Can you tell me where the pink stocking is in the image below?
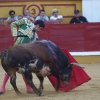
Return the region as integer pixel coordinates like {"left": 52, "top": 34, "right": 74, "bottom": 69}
{"left": 22, "top": 76, "right": 33, "bottom": 92}
{"left": 0, "top": 73, "right": 9, "bottom": 94}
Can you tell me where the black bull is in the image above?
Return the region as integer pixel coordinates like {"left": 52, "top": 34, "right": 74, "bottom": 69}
{"left": 0, "top": 40, "right": 80, "bottom": 96}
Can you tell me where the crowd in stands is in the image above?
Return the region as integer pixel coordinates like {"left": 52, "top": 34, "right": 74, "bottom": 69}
{"left": 0, "top": 8, "right": 88, "bottom": 26}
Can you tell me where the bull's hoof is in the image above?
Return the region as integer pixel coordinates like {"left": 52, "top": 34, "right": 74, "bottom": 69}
{"left": 55, "top": 89, "right": 59, "bottom": 92}
{"left": 54, "top": 86, "right": 59, "bottom": 92}
{"left": 0, "top": 92, "right": 4, "bottom": 95}
{"left": 39, "top": 93, "right": 44, "bottom": 96}
{"left": 63, "top": 81, "right": 69, "bottom": 85}
{"left": 38, "top": 87, "right": 43, "bottom": 93}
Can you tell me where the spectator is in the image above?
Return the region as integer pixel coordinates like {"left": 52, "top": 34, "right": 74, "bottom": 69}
{"left": 0, "top": 18, "right": 4, "bottom": 25}
{"left": 6, "top": 10, "right": 18, "bottom": 25}
{"left": 70, "top": 10, "right": 88, "bottom": 24}
{"left": 35, "top": 9, "right": 49, "bottom": 21}
{"left": 50, "top": 9, "right": 63, "bottom": 22}
{"left": 24, "top": 10, "right": 34, "bottom": 23}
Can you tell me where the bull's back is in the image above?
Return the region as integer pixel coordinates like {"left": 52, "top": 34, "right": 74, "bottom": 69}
{"left": 40, "top": 40, "right": 70, "bottom": 68}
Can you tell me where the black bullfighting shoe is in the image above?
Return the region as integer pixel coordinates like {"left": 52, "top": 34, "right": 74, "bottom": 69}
{"left": 0, "top": 92, "right": 4, "bottom": 95}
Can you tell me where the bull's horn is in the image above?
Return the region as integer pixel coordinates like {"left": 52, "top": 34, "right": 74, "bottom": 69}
{"left": 70, "top": 62, "right": 85, "bottom": 68}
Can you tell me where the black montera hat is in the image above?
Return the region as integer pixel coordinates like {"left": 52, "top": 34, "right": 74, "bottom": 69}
{"left": 74, "top": 10, "right": 80, "bottom": 14}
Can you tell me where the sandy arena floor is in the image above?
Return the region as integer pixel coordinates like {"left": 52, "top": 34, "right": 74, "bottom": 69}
{"left": 0, "top": 63, "right": 100, "bottom": 100}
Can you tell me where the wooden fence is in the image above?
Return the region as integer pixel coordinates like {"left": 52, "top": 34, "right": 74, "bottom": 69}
{"left": 0, "top": 22, "right": 100, "bottom": 52}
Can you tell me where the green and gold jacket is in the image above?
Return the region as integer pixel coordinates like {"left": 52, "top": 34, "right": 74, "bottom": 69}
{"left": 10, "top": 18, "right": 38, "bottom": 39}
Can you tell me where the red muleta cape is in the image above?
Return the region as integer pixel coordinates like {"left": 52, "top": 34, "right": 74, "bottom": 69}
{"left": 48, "top": 48, "right": 91, "bottom": 92}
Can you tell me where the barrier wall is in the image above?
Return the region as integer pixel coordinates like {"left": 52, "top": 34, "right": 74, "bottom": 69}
{"left": 0, "top": 26, "right": 13, "bottom": 52}
{"left": 0, "top": 23, "right": 100, "bottom": 52}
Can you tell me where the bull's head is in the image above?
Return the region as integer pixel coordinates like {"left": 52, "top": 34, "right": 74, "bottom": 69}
{"left": 60, "top": 63, "right": 84, "bottom": 85}
{"left": 60, "top": 66, "right": 72, "bottom": 85}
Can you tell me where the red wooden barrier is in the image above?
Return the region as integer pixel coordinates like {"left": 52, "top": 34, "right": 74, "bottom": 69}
{"left": 0, "top": 23, "right": 100, "bottom": 52}
{"left": 84, "top": 23, "right": 100, "bottom": 51}
{"left": 0, "top": 26, "right": 14, "bottom": 52}
{"left": 38, "top": 23, "right": 100, "bottom": 52}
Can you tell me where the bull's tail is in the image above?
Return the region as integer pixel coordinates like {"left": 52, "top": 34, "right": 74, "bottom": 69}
{"left": 69, "top": 62, "right": 84, "bottom": 68}
{"left": 0, "top": 49, "right": 9, "bottom": 67}
{"left": 0, "top": 46, "right": 12, "bottom": 59}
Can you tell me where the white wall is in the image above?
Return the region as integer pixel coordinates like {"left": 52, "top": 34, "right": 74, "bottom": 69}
{"left": 82, "top": 0, "right": 100, "bottom": 22}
